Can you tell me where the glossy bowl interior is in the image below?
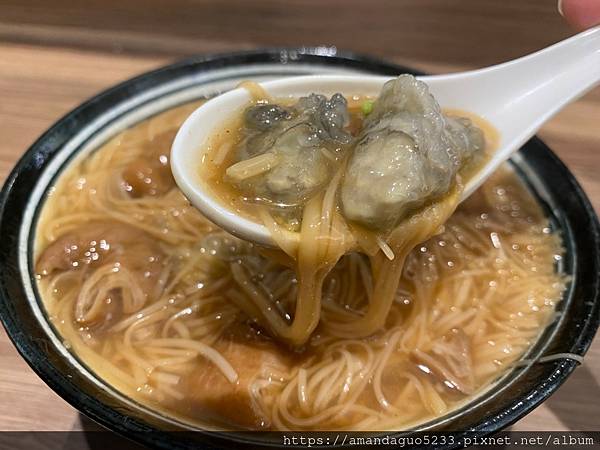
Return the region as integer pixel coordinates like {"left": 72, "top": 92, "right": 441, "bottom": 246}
{"left": 0, "top": 50, "right": 599, "bottom": 449}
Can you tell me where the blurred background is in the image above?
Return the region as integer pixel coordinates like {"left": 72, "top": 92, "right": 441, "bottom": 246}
{"left": 0, "top": 0, "right": 575, "bottom": 63}
{"left": 0, "top": 0, "right": 598, "bottom": 433}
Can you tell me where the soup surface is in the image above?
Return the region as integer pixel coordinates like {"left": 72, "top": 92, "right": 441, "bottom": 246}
{"left": 36, "top": 99, "right": 566, "bottom": 431}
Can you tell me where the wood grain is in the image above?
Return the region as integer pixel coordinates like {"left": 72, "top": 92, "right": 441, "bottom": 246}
{"left": 0, "top": 0, "right": 599, "bottom": 434}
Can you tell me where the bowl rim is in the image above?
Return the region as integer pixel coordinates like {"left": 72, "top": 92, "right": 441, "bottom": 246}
{"left": 0, "top": 48, "right": 599, "bottom": 449}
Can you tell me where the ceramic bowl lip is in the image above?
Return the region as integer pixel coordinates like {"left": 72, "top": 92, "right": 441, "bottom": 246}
{"left": 0, "top": 48, "right": 598, "bottom": 449}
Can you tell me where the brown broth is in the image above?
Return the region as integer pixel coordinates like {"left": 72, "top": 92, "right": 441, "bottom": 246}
{"left": 34, "top": 100, "right": 565, "bottom": 431}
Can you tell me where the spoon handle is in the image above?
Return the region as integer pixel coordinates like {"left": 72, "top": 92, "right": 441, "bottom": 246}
{"left": 487, "top": 25, "right": 600, "bottom": 138}
{"left": 452, "top": 25, "right": 600, "bottom": 199}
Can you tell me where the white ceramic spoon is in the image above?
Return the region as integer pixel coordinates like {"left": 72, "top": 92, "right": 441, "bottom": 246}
{"left": 172, "top": 25, "right": 600, "bottom": 247}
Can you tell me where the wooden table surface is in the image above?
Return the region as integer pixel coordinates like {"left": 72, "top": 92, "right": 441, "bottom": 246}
{"left": 0, "top": 0, "right": 599, "bottom": 434}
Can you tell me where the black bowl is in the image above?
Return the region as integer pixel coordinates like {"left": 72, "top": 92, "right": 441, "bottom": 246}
{"left": 0, "top": 49, "right": 599, "bottom": 449}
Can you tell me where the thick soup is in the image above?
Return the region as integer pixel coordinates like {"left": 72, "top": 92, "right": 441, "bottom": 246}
{"left": 35, "top": 81, "right": 566, "bottom": 430}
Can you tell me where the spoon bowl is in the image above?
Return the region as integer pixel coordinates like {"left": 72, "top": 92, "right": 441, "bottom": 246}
{"left": 171, "top": 26, "right": 600, "bottom": 246}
